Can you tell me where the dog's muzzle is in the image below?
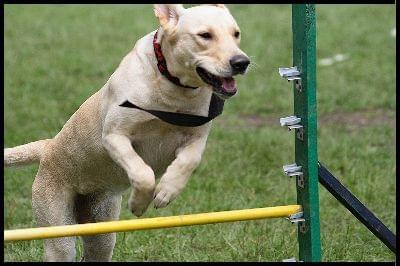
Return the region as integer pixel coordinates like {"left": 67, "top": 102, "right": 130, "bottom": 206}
{"left": 196, "top": 55, "right": 250, "bottom": 99}
{"left": 196, "top": 67, "right": 238, "bottom": 99}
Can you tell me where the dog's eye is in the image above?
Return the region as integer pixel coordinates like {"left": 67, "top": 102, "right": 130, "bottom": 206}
{"left": 234, "top": 31, "right": 240, "bottom": 38}
{"left": 198, "top": 32, "right": 213, "bottom": 40}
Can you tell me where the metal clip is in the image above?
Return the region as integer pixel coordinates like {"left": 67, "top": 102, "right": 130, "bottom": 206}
{"left": 282, "top": 257, "right": 304, "bottom": 262}
{"left": 282, "top": 257, "right": 297, "bottom": 262}
{"left": 278, "top": 66, "right": 302, "bottom": 91}
{"left": 283, "top": 163, "right": 302, "bottom": 177}
{"left": 286, "top": 211, "right": 305, "bottom": 224}
{"left": 280, "top": 116, "right": 304, "bottom": 140}
{"left": 280, "top": 115, "right": 301, "bottom": 128}
{"left": 279, "top": 67, "right": 301, "bottom": 80}
{"left": 283, "top": 163, "right": 305, "bottom": 188}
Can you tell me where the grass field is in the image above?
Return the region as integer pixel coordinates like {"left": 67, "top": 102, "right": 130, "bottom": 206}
{"left": 4, "top": 4, "right": 396, "bottom": 262}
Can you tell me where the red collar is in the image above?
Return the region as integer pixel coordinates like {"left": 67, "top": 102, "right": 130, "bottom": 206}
{"left": 153, "top": 30, "right": 197, "bottom": 89}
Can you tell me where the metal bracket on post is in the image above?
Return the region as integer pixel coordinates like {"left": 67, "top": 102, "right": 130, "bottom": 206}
{"left": 286, "top": 211, "right": 305, "bottom": 224}
{"left": 282, "top": 257, "right": 303, "bottom": 262}
{"left": 282, "top": 258, "right": 297, "bottom": 262}
{"left": 297, "top": 174, "right": 305, "bottom": 189}
{"left": 285, "top": 208, "right": 307, "bottom": 248}
{"left": 287, "top": 210, "right": 307, "bottom": 236}
{"left": 283, "top": 163, "right": 305, "bottom": 188}
{"left": 280, "top": 116, "right": 304, "bottom": 141}
{"left": 283, "top": 163, "right": 302, "bottom": 177}
{"left": 279, "top": 66, "right": 302, "bottom": 92}
{"left": 299, "top": 220, "right": 308, "bottom": 234}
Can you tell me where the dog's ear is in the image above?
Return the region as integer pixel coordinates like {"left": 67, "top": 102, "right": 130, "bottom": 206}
{"left": 154, "top": 4, "right": 185, "bottom": 33}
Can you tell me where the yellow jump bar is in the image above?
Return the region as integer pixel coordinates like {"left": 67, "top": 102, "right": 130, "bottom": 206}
{"left": 4, "top": 205, "right": 301, "bottom": 242}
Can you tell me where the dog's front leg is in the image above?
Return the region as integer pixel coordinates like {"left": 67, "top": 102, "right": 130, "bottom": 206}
{"left": 154, "top": 136, "right": 207, "bottom": 209}
{"left": 103, "top": 133, "right": 155, "bottom": 217}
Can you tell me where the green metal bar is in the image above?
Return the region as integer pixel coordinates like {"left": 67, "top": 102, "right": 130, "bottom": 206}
{"left": 292, "top": 4, "right": 322, "bottom": 262}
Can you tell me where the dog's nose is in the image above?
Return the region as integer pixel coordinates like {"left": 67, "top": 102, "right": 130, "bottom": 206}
{"left": 230, "top": 55, "right": 250, "bottom": 75}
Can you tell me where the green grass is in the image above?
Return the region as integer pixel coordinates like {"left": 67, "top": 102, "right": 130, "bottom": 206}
{"left": 4, "top": 4, "right": 396, "bottom": 262}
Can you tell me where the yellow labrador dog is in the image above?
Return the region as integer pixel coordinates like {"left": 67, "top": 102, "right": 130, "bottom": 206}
{"left": 4, "top": 4, "right": 249, "bottom": 262}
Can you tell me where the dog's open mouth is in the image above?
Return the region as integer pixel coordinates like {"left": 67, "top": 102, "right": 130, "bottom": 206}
{"left": 196, "top": 67, "right": 237, "bottom": 99}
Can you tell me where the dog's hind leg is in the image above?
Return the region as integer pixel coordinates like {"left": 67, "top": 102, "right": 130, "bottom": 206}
{"left": 32, "top": 170, "right": 77, "bottom": 262}
{"left": 76, "top": 191, "right": 122, "bottom": 262}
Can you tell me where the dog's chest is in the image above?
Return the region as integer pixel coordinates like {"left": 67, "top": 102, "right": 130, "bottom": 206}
{"left": 129, "top": 120, "right": 193, "bottom": 177}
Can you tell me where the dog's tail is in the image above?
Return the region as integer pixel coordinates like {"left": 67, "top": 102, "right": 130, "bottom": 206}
{"left": 4, "top": 139, "right": 52, "bottom": 167}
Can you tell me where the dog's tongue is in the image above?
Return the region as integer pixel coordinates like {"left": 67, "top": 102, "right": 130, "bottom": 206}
{"left": 221, "top": 77, "right": 237, "bottom": 94}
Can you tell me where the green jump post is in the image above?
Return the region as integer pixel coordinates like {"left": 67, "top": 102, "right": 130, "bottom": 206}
{"left": 292, "top": 4, "right": 321, "bottom": 262}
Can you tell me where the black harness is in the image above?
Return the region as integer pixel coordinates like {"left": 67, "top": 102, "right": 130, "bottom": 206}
{"left": 119, "top": 30, "right": 225, "bottom": 127}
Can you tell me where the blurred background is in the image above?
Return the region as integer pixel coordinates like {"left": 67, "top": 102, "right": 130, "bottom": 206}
{"left": 4, "top": 4, "right": 396, "bottom": 262}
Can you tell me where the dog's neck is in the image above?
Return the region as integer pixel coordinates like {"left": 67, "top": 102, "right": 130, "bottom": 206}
{"left": 148, "top": 29, "right": 212, "bottom": 115}
{"left": 153, "top": 30, "right": 197, "bottom": 89}
{"left": 155, "top": 29, "right": 204, "bottom": 89}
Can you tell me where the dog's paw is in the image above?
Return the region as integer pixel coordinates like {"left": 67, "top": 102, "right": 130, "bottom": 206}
{"left": 128, "top": 190, "right": 154, "bottom": 217}
{"left": 153, "top": 182, "right": 180, "bottom": 209}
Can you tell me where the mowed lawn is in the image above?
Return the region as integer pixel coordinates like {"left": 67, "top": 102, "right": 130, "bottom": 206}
{"left": 4, "top": 4, "right": 396, "bottom": 262}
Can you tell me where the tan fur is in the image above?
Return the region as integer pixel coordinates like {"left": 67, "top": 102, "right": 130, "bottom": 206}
{"left": 4, "top": 4, "right": 248, "bottom": 262}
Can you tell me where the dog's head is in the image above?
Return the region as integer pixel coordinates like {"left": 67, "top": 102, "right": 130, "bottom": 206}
{"left": 154, "top": 4, "right": 250, "bottom": 99}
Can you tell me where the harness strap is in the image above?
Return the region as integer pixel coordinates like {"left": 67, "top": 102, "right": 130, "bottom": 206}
{"left": 119, "top": 93, "right": 224, "bottom": 127}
